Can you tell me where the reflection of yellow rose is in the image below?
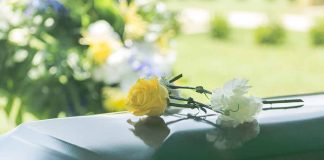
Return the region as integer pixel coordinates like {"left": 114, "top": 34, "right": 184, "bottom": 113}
{"left": 128, "top": 117, "right": 170, "bottom": 148}
{"left": 127, "top": 78, "right": 169, "bottom": 116}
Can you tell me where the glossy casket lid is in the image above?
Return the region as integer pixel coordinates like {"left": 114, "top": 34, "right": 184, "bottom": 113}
{"left": 1, "top": 93, "right": 324, "bottom": 160}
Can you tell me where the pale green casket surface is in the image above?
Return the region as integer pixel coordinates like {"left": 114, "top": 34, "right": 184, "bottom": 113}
{"left": 0, "top": 93, "right": 324, "bottom": 160}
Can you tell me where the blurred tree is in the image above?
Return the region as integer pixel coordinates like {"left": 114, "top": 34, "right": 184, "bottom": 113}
{"left": 210, "top": 15, "right": 231, "bottom": 39}
{"left": 254, "top": 23, "right": 286, "bottom": 45}
{"left": 310, "top": 19, "right": 324, "bottom": 46}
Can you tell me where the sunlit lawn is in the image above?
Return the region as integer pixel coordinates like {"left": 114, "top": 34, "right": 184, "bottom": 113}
{"left": 164, "top": 0, "right": 297, "bottom": 14}
{"left": 174, "top": 29, "right": 324, "bottom": 100}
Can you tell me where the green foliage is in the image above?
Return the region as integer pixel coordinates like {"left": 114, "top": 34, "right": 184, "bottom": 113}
{"left": 0, "top": 0, "right": 107, "bottom": 123}
{"left": 61, "top": 0, "right": 125, "bottom": 39}
{"left": 168, "top": 12, "right": 182, "bottom": 35}
{"left": 0, "top": 0, "right": 123, "bottom": 125}
{"left": 137, "top": 1, "right": 181, "bottom": 35}
{"left": 254, "top": 23, "right": 286, "bottom": 45}
{"left": 0, "top": 0, "right": 178, "bottom": 131}
{"left": 309, "top": 19, "right": 324, "bottom": 46}
{"left": 210, "top": 15, "right": 230, "bottom": 39}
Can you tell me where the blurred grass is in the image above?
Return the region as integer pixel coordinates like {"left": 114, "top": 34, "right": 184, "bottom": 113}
{"left": 174, "top": 29, "right": 324, "bottom": 100}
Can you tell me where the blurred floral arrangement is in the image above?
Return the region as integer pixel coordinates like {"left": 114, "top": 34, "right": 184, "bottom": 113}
{"left": 0, "top": 0, "right": 179, "bottom": 128}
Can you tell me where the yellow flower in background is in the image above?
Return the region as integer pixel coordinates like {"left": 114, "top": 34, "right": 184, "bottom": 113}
{"left": 127, "top": 77, "right": 169, "bottom": 116}
{"left": 80, "top": 20, "right": 122, "bottom": 65}
{"left": 89, "top": 40, "right": 112, "bottom": 64}
{"left": 156, "top": 31, "right": 175, "bottom": 54}
{"left": 120, "top": 0, "right": 147, "bottom": 40}
{"left": 103, "top": 88, "right": 128, "bottom": 112}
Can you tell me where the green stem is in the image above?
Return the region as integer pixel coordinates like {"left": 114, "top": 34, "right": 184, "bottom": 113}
{"left": 262, "top": 98, "right": 304, "bottom": 110}
{"left": 169, "top": 96, "right": 211, "bottom": 109}
{"left": 169, "top": 96, "right": 190, "bottom": 101}
{"left": 5, "top": 95, "right": 15, "bottom": 116}
{"left": 167, "top": 85, "right": 212, "bottom": 94}
{"left": 263, "top": 105, "right": 304, "bottom": 111}
{"left": 262, "top": 99, "right": 303, "bottom": 104}
{"left": 66, "top": 82, "right": 84, "bottom": 115}
{"left": 169, "top": 74, "right": 183, "bottom": 83}
{"left": 168, "top": 102, "right": 195, "bottom": 109}
{"left": 169, "top": 96, "right": 224, "bottom": 114}
{"left": 167, "top": 85, "right": 195, "bottom": 90}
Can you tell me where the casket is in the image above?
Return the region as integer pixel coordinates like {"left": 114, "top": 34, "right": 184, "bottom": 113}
{"left": 1, "top": 93, "right": 324, "bottom": 160}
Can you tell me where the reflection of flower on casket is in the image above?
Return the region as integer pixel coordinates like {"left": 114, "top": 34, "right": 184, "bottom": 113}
{"left": 127, "top": 116, "right": 170, "bottom": 148}
{"left": 206, "top": 120, "right": 260, "bottom": 150}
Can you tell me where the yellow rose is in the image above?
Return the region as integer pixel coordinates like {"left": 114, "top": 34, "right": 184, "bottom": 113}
{"left": 127, "top": 78, "right": 169, "bottom": 116}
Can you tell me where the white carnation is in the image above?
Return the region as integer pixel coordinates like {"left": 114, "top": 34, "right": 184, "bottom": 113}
{"left": 211, "top": 79, "right": 262, "bottom": 127}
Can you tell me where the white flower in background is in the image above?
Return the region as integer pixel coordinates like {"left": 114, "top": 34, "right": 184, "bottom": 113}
{"left": 92, "top": 41, "right": 175, "bottom": 91}
{"left": 156, "top": 2, "right": 166, "bottom": 13}
{"left": 134, "top": 0, "right": 151, "bottom": 6}
{"left": 13, "top": 49, "right": 28, "bottom": 62}
{"left": 92, "top": 48, "right": 138, "bottom": 91}
{"left": 67, "top": 52, "right": 91, "bottom": 81}
{"left": 85, "top": 17, "right": 175, "bottom": 92}
{"left": 211, "top": 79, "right": 263, "bottom": 127}
{"left": 0, "top": 2, "right": 24, "bottom": 32}
{"left": 130, "top": 41, "right": 175, "bottom": 77}
{"left": 87, "top": 20, "right": 120, "bottom": 42}
{"left": 28, "top": 64, "right": 46, "bottom": 80}
{"left": 28, "top": 51, "right": 46, "bottom": 79}
{"left": 33, "top": 15, "right": 43, "bottom": 25}
{"left": 32, "top": 51, "right": 45, "bottom": 65}
{"left": 8, "top": 28, "right": 30, "bottom": 46}
{"left": 153, "top": 53, "right": 175, "bottom": 75}
{"left": 81, "top": 20, "right": 122, "bottom": 64}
